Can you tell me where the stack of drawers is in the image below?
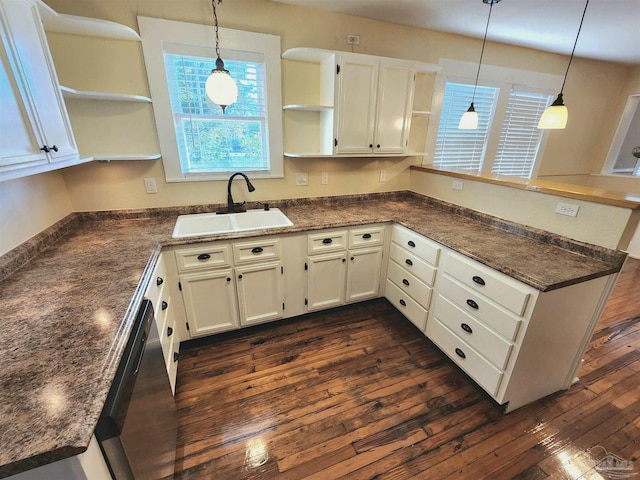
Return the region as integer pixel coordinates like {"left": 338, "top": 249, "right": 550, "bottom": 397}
{"left": 427, "top": 250, "right": 534, "bottom": 397}
{"left": 144, "top": 253, "right": 179, "bottom": 394}
{"left": 385, "top": 225, "right": 441, "bottom": 330}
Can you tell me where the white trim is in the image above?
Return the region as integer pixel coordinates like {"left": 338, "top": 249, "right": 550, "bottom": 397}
{"left": 138, "top": 16, "right": 283, "bottom": 182}
{"left": 602, "top": 94, "right": 640, "bottom": 176}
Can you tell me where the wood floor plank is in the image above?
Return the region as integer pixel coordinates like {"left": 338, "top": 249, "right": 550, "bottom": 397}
{"left": 171, "top": 258, "right": 640, "bottom": 479}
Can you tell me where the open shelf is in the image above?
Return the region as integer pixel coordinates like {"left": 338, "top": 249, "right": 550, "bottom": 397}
{"left": 284, "top": 152, "right": 425, "bottom": 158}
{"left": 92, "top": 154, "right": 161, "bottom": 161}
{"left": 283, "top": 104, "right": 334, "bottom": 112}
{"left": 36, "top": 0, "right": 140, "bottom": 41}
{"left": 412, "top": 110, "right": 433, "bottom": 116}
{"left": 60, "top": 86, "right": 151, "bottom": 103}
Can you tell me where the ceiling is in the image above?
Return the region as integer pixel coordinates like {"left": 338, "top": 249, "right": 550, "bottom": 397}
{"left": 270, "top": 0, "right": 640, "bottom": 65}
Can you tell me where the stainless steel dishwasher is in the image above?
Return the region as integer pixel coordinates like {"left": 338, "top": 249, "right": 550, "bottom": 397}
{"left": 96, "top": 299, "right": 177, "bottom": 479}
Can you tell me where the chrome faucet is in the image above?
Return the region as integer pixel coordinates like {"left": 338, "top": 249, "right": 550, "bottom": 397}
{"left": 226, "top": 172, "right": 255, "bottom": 213}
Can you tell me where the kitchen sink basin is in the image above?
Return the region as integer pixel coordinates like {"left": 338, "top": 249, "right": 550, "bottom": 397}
{"left": 172, "top": 208, "right": 293, "bottom": 238}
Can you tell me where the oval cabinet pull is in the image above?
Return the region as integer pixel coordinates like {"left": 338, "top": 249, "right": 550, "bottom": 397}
{"left": 322, "top": 238, "right": 333, "bottom": 244}
{"left": 197, "top": 253, "right": 211, "bottom": 261}
{"left": 167, "top": 326, "right": 173, "bottom": 337}
{"left": 362, "top": 233, "right": 372, "bottom": 239}
{"left": 466, "top": 299, "right": 479, "bottom": 310}
{"left": 399, "top": 299, "right": 407, "bottom": 307}
{"left": 407, "top": 240, "right": 416, "bottom": 248}
{"left": 455, "top": 348, "right": 466, "bottom": 359}
{"left": 405, "top": 259, "right": 413, "bottom": 266}
{"left": 156, "top": 276, "right": 164, "bottom": 286}
{"left": 402, "top": 279, "right": 410, "bottom": 286}
{"left": 472, "top": 275, "right": 485, "bottom": 286}
{"left": 461, "top": 323, "right": 473, "bottom": 334}
{"left": 173, "top": 352, "right": 179, "bottom": 362}
{"left": 251, "top": 247, "right": 264, "bottom": 254}
{"left": 161, "top": 300, "right": 168, "bottom": 311}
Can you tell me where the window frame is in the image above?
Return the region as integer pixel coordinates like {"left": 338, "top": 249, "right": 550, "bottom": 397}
{"left": 138, "top": 16, "right": 283, "bottom": 182}
{"left": 425, "top": 59, "right": 562, "bottom": 179}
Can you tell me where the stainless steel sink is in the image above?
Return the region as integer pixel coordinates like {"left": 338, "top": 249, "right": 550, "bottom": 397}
{"left": 172, "top": 208, "right": 293, "bottom": 238}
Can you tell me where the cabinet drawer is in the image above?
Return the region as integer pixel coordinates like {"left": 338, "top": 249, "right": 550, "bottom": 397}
{"left": 441, "top": 252, "right": 533, "bottom": 316}
{"left": 432, "top": 295, "right": 514, "bottom": 370}
{"left": 389, "top": 243, "right": 437, "bottom": 286}
{"left": 385, "top": 279, "right": 427, "bottom": 331}
{"left": 387, "top": 260, "right": 433, "bottom": 310}
{"left": 308, "top": 230, "right": 348, "bottom": 254}
{"left": 437, "top": 274, "right": 522, "bottom": 341}
{"left": 174, "top": 244, "right": 231, "bottom": 272}
{"left": 391, "top": 225, "right": 440, "bottom": 266}
{"left": 427, "top": 318, "right": 504, "bottom": 397}
{"left": 144, "top": 255, "right": 167, "bottom": 306}
{"left": 233, "top": 238, "right": 281, "bottom": 265}
{"left": 349, "top": 225, "right": 385, "bottom": 249}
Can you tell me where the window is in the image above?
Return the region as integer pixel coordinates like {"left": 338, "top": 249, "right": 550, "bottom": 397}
{"left": 426, "top": 60, "right": 559, "bottom": 179}
{"left": 139, "top": 17, "right": 283, "bottom": 182}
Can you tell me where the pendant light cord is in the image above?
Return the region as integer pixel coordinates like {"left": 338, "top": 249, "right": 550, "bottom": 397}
{"left": 472, "top": 1, "right": 495, "bottom": 102}
{"left": 560, "top": 0, "right": 589, "bottom": 94}
{"left": 212, "top": 0, "right": 222, "bottom": 59}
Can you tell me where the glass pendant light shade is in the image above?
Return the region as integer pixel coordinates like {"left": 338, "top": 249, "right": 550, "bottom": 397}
{"left": 206, "top": 57, "right": 238, "bottom": 113}
{"left": 459, "top": 103, "right": 479, "bottom": 130}
{"left": 537, "top": 93, "right": 568, "bottom": 129}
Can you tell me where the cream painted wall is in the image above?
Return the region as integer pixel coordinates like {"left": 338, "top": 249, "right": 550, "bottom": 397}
{"left": 409, "top": 170, "right": 632, "bottom": 250}
{"left": 38, "top": 0, "right": 633, "bottom": 212}
{"left": 0, "top": 172, "right": 73, "bottom": 256}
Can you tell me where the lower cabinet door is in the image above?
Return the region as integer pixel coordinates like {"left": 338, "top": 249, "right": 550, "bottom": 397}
{"left": 346, "top": 246, "right": 382, "bottom": 303}
{"left": 307, "top": 252, "right": 347, "bottom": 311}
{"left": 179, "top": 268, "right": 240, "bottom": 337}
{"left": 236, "top": 261, "right": 284, "bottom": 326}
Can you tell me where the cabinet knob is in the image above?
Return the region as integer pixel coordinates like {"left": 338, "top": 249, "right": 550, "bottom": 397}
{"left": 197, "top": 253, "right": 211, "bottom": 260}
{"left": 369, "top": 144, "right": 373, "bottom": 148}
{"left": 362, "top": 233, "right": 372, "bottom": 239}
{"left": 226, "top": 277, "right": 231, "bottom": 282}
{"left": 156, "top": 276, "right": 164, "bottom": 286}
{"left": 399, "top": 299, "right": 407, "bottom": 307}
{"left": 466, "top": 299, "right": 479, "bottom": 310}
{"left": 51, "top": 145, "right": 58, "bottom": 152}
{"left": 251, "top": 247, "right": 264, "bottom": 254}
{"left": 167, "top": 326, "right": 173, "bottom": 337}
{"left": 407, "top": 240, "right": 416, "bottom": 248}
{"left": 376, "top": 144, "right": 381, "bottom": 149}
{"left": 342, "top": 258, "right": 346, "bottom": 263}
{"left": 461, "top": 323, "right": 473, "bottom": 334}
{"left": 173, "top": 352, "right": 179, "bottom": 362}
{"left": 40, "top": 145, "right": 50, "bottom": 153}
{"left": 472, "top": 275, "right": 485, "bottom": 286}
{"left": 162, "top": 300, "right": 168, "bottom": 311}
{"left": 238, "top": 274, "right": 243, "bottom": 279}
{"left": 322, "top": 238, "right": 333, "bottom": 244}
{"left": 455, "top": 348, "right": 466, "bottom": 359}
{"left": 402, "top": 279, "right": 410, "bottom": 286}
{"left": 350, "top": 256, "right": 354, "bottom": 261}
{"left": 405, "top": 259, "right": 413, "bottom": 266}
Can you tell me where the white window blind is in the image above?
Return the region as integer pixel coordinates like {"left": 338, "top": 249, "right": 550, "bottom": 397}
{"left": 491, "top": 90, "right": 553, "bottom": 178}
{"left": 434, "top": 82, "right": 498, "bottom": 171}
{"left": 164, "top": 52, "right": 269, "bottom": 175}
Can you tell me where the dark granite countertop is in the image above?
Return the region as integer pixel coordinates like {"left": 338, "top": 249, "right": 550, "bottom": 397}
{"left": 0, "top": 191, "right": 626, "bottom": 477}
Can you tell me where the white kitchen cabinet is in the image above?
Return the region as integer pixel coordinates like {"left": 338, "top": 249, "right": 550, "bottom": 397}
{"left": 0, "top": 0, "right": 80, "bottom": 181}
{"left": 307, "top": 225, "right": 387, "bottom": 312}
{"left": 236, "top": 261, "right": 284, "bottom": 326}
{"left": 335, "top": 54, "right": 416, "bottom": 155}
{"left": 179, "top": 268, "right": 240, "bottom": 337}
{"left": 281, "top": 47, "right": 438, "bottom": 158}
{"left": 427, "top": 249, "right": 618, "bottom": 412}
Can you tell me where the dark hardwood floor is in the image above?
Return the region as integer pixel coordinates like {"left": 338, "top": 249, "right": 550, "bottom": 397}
{"left": 171, "top": 258, "right": 640, "bottom": 479}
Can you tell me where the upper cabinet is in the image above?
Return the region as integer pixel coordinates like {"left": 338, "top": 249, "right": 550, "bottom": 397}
{"left": 0, "top": 0, "right": 80, "bottom": 181}
{"left": 281, "top": 47, "right": 439, "bottom": 158}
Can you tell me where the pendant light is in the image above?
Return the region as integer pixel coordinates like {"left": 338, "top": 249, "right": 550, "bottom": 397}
{"left": 538, "top": 0, "right": 590, "bottom": 130}
{"left": 205, "top": 0, "right": 238, "bottom": 113}
{"left": 459, "top": 0, "right": 500, "bottom": 130}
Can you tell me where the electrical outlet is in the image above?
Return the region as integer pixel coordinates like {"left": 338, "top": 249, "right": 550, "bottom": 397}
{"left": 144, "top": 177, "right": 157, "bottom": 194}
{"left": 452, "top": 180, "right": 463, "bottom": 191}
{"left": 346, "top": 34, "right": 360, "bottom": 46}
{"left": 295, "top": 172, "right": 309, "bottom": 186}
{"left": 379, "top": 170, "right": 387, "bottom": 182}
{"left": 555, "top": 202, "right": 580, "bottom": 217}
{"left": 321, "top": 172, "right": 329, "bottom": 185}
